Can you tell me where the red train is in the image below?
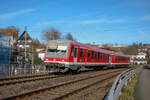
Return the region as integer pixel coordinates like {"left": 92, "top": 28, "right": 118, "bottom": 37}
{"left": 44, "top": 39, "right": 130, "bottom": 72}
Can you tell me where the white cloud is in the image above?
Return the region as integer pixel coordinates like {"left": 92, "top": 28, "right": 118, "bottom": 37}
{"left": 37, "top": 20, "right": 66, "bottom": 26}
{"left": 36, "top": 19, "right": 128, "bottom": 27}
{"left": 74, "top": 19, "right": 128, "bottom": 25}
{"left": 120, "top": 0, "right": 150, "bottom": 7}
{"left": 0, "top": 8, "right": 37, "bottom": 20}
{"left": 140, "top": 15, "right": 150, "bottom": 21}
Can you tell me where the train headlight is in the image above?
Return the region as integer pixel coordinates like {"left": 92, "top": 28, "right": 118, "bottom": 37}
{"left": 62, "top": 60, "right": 64, "bottom": 62}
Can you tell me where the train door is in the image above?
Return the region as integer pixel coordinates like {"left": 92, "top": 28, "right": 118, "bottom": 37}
{"left": 74, "top": 47, "right": 78, "bottom": 63}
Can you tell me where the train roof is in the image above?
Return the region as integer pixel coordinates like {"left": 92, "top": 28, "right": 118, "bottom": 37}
{"left": 48, "top": 39, "right": 130, "bottom": 57}
{"left": 70, "top": 41, "right": 130, "bottom": 57}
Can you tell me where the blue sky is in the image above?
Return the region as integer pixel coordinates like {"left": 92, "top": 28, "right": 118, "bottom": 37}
{"left": 0, "top": 0, "right": 150, "bottom": 44}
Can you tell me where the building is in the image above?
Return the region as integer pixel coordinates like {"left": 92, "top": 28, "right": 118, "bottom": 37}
{"left": 143, "top": 44, "right": 150, "bottom": 48}
{"left": 130, "top": 54, "right": 147, "bottom": 65}
{"left": 138, "top": 46, "right": 149, "bottom": 54}
{"left": 11, "top": 28, "right": 33, "bottom": 74}
{"left": 0, "top": 32, "right": 12, "bottom": 76}
{"left": 16, "top": 28, "right": 32, "bottom": 48}
{"left": 130, "top": 46, "right": 149, "bottom": 65}
{"left": 36, "top": 49, "right": 45, "bottom": 60}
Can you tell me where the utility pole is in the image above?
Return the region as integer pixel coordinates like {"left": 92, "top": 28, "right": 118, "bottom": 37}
{"left": 24, "top": 26, "right": 27, "bottom": 74}
{"left": 32, "top": 45, "right": 34, "bottom": 70}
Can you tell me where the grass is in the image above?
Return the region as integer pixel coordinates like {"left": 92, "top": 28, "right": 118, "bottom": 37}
{"left": 129, "top": 64, "right": 137, "bottom": 67}
{"left": 119, "top": 73, "right": 140, "bottom": 100}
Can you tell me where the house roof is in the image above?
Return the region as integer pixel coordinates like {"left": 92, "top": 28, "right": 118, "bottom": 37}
{"left": 17, "top": 30, "right": 32, "bottom": 41}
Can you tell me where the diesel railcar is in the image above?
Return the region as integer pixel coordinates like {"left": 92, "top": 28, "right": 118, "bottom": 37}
{"left": 44, "top": 39, "right": 130, "bottom": 72}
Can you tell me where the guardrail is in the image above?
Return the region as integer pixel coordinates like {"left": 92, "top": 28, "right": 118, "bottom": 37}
{"left": 104, "top": 66, "right": 143, "bottom": 100}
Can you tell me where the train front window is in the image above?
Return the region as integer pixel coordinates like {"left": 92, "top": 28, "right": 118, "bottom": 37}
{"left": 47, "top": 49, "right": 66, "bottom": 53}
{"left": 46, "top": 45, "right": 68, "bottom": 58}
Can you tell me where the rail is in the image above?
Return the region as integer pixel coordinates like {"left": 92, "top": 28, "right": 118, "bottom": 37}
{"left": 104, "top": 66, "right": 143, "bottom": 100}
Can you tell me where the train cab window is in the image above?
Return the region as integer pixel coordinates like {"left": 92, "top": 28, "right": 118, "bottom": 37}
{"left": 92, "top": 51, "right": 94, "bottom": 59}
{"left": 88, "top": 50, "right": 91, "bottom": 58}
{"left": 70, "top": 46, "right": 74, "bottom": 56}
{"left": 74, "top": 48, "right": 77, "bottom": 57}
{"left": 95, "top": 52, "right": 97, "bottom": 59}
{"left": 80, "top": 48, "right": 84, "bottom": 57}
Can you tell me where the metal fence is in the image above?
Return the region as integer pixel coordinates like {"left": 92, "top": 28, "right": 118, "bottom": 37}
{"left": 104, "top": 66, "right": 143, "bottom": 100}
{"left": 12, "top": 64, "right": 47, "bottom": 75}
{"left": 0, "top": 32, "right": 11, "bottom": 76}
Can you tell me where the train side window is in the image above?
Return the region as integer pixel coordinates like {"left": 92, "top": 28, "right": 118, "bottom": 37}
{"left": 88, "top": 50, "right": 91, "bottom": 58}
{"left": 106, "top": 54, "right": 108, "bottom": 59}
{"left": 116, "top": 56, "right": 118, "bottom": 60}
{"left": 80, "top": 48, "right": 84, "bottom": 57}
{"left": 92, "top": 51, "right": 94, "bottom": 59}
{"left": 105, "top": 54, "right": 107, "bottom": 60}
{"left": 95, "top": 51, "right": 97, "bottom": 59}
{"left": 102, "top": 53, "right": 105, "bottom": 59}
{"left": 113, "top": 56, "right": 115, "bottom": 61}
{"left": 103, "top": 54, "right": 105, "bottom": 60}
{"left": 106, "top": 54, "right": 108, "bottom": 60}
{"left": 98, "top": 52, "right": 100, "bottom": 59}
{"left": 70, "top": 46, "right": 74, "bottom": 56}
{"left": 74, "top": 48, "right": 77, "bottom": 57}
{"left": 101, "top": 53, "right": 103, "bottom": 59}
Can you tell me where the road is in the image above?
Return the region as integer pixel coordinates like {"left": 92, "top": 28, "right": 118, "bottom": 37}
{"left": 134, "top": 67, "right": 150, "bottom": 100}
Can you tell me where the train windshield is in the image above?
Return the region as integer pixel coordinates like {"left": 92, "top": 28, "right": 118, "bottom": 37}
{"left": 46, "top": 44, "right": 68, "bottom": 58}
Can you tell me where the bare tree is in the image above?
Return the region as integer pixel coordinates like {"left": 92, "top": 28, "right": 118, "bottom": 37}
{"left": 65, "top": 32, "right": 75, "bottom": 41}
{"left": 42, "top": 27, "right": 61, "bottom": 42}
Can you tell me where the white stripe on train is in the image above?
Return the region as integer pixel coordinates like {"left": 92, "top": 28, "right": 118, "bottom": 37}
{"left": 44, "top": 60, "right": 129, "bottom": 65}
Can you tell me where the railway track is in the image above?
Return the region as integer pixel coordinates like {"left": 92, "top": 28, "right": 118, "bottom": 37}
{"left": 0, "top": 73, "right": 50, "bottom": 81}
{"left": 0, "top": 69, "right": 104, "bottom": 87}
{"left": 0, "top": 67, "right": 129, "bottom": 87}
{"left": 0, "top": 74, "right": 61, "bottom": 86}
{"left": 0, "top": 68, "right": 128, "bottom": 100}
